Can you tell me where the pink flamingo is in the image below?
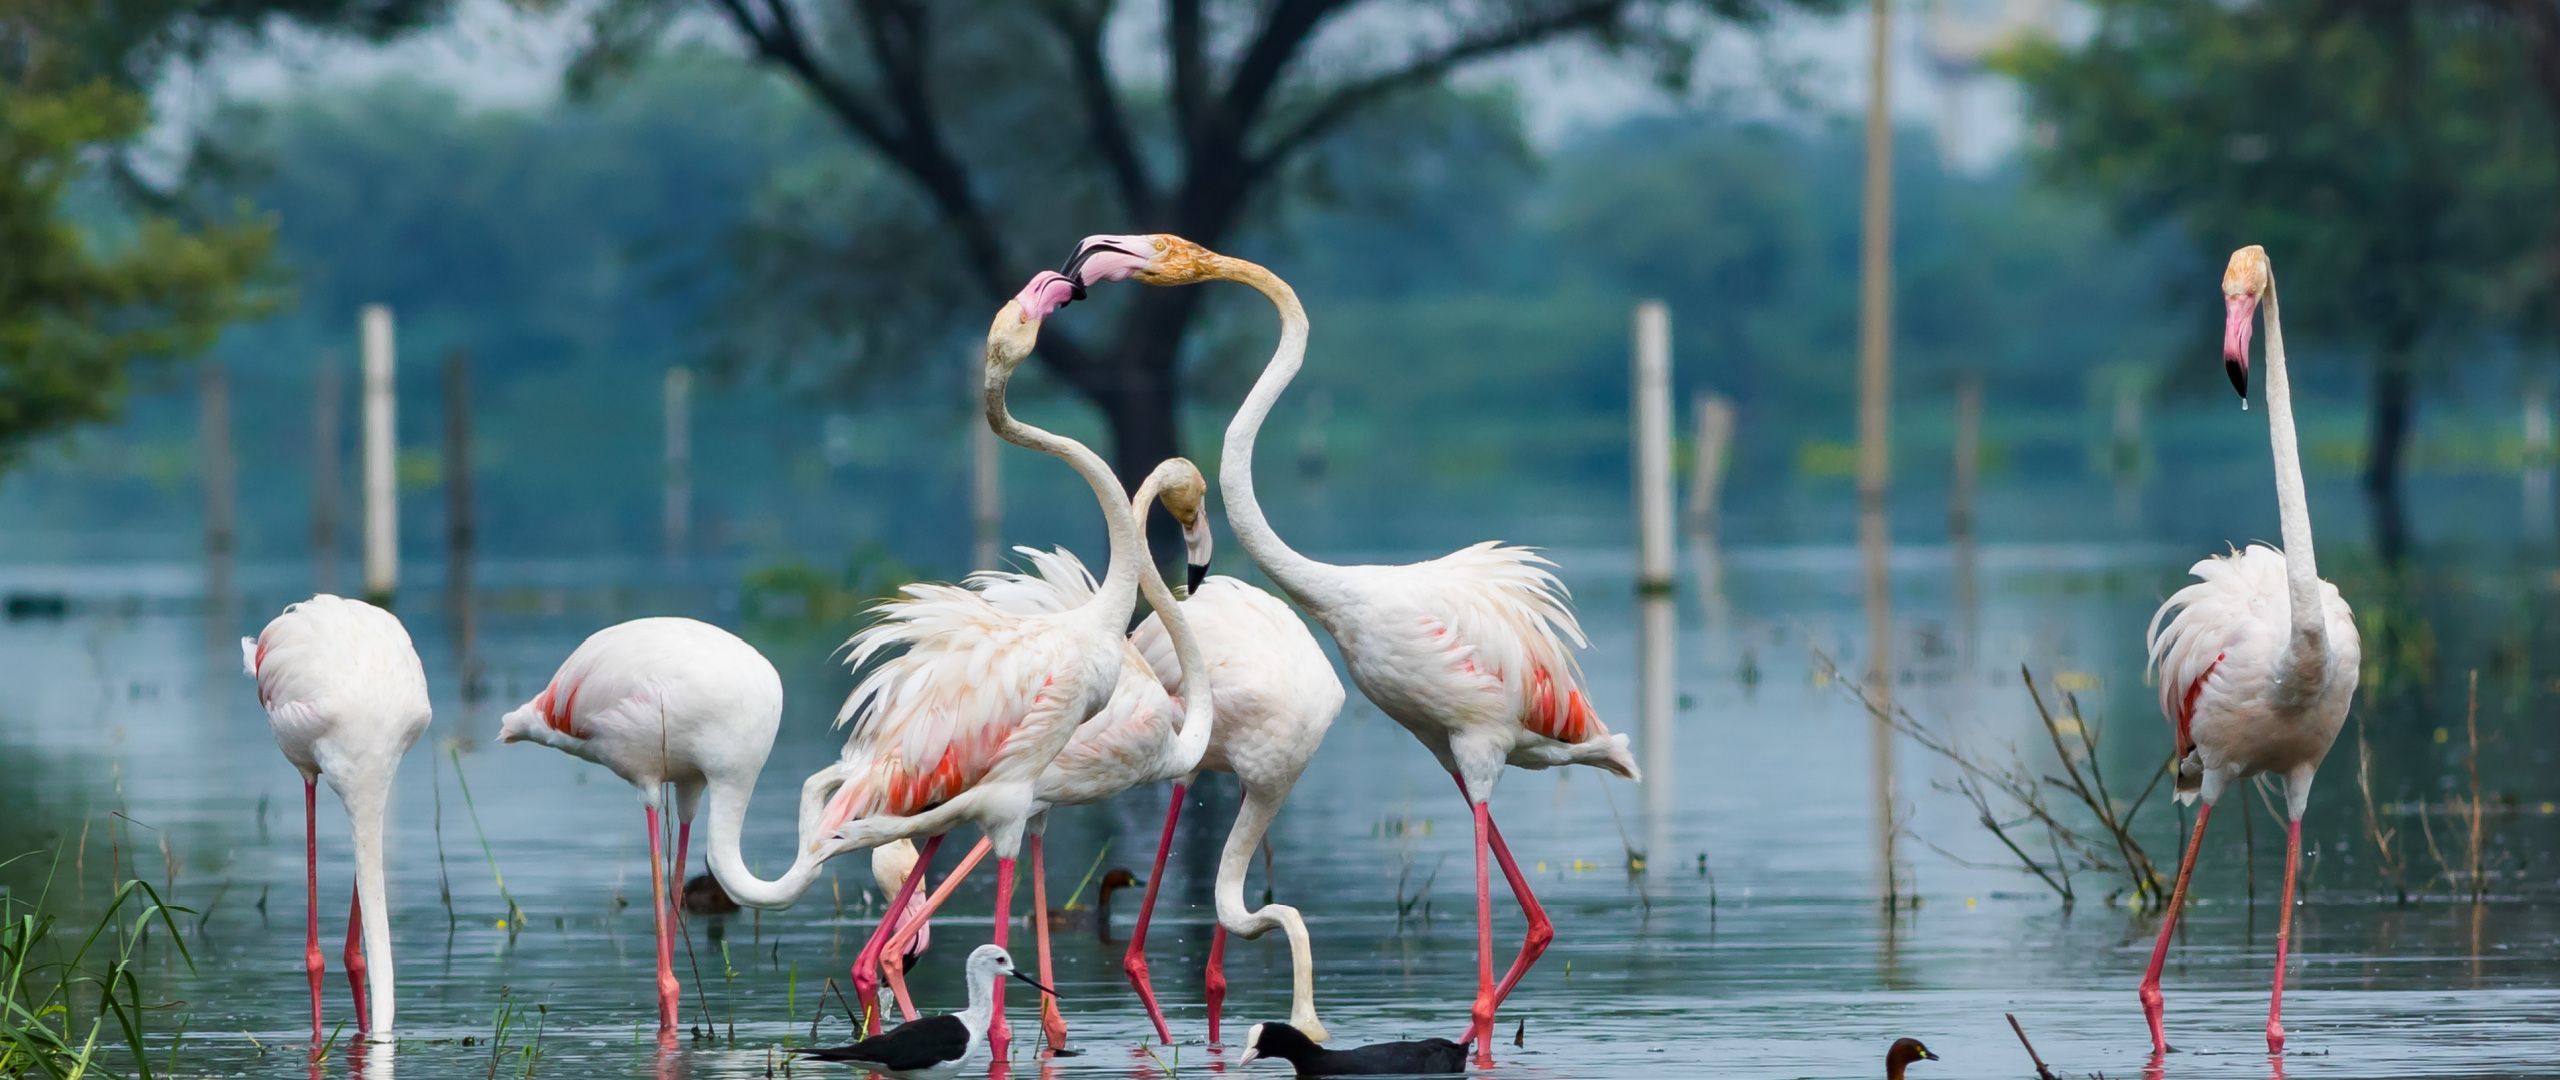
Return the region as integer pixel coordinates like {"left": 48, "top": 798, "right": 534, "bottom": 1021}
{"left": 1063, "top": 235, "right": 1639, "bottom": 1065}
{"left": 2140, "top": 244, "right": 2360, "bottom": 1057}
{"left": 243, "top": 594, "right": 431, "bottom": 1045}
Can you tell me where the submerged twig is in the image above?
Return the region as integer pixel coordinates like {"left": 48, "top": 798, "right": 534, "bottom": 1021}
{"left": 2006, "top": 1013, "right": 2060, "bottom": 1080}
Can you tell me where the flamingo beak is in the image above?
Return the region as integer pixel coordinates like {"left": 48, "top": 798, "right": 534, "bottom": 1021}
{"left": 2223, "top": 293, "right": 2256, "bottom": 403}
{"left": 1013, "top": 271, "right": 1082, "bottom": 323}
{"left": 1061, "top": 234, "right": 1154, "bottom": 286}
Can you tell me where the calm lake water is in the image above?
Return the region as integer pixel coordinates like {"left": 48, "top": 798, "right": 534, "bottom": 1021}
{"left": 5, "top": 485, "right": 2559, "bottom": 1078}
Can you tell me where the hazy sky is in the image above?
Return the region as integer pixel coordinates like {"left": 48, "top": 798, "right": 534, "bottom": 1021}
{"left": 197, "top": 0, "right": 2037, "bottom": 167}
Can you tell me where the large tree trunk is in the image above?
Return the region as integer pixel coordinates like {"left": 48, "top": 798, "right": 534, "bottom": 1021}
{"left": 2363, "top": 340, "right": 2415, "bottom": 564}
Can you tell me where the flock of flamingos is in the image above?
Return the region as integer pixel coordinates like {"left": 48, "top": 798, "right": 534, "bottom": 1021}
{"left": 236, "top": 236, "right": 2354, "bottom": 1077}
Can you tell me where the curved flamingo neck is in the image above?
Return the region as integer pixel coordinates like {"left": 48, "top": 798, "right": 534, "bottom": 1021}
{"left": 1209, "top": 256, "right": 1339, "bottom": 609}
{"left": 986, "top": 369, "right": 1143, "bottom": 632}
{"left": 1131, "top": 468, "right": 1216, "bottom": 767}
{"left": 700, "top": 775, "right": 824, "bottom": 909}
{"left": 2258, "top": 276, "right": 2328, "bottom": 658}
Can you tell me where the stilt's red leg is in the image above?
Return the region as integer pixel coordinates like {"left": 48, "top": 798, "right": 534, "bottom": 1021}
{"left": 2268, "top": 817, "right": 2301, "bottom": 1054}
{"left": 1121, "top": 783, "right": 1184, "bottom": 1045}
{"left": 886, "top": 838, "right": 989, "bottom": 1022}
{"left": 1204, "top": 926, "right": 1230, "bottom": 1046}
{"left": 343, "top": 881, "right": 370, "bottom": 1033}
{"left": 989, "top": 856, "right": 1018, "bottom": 1063}
{"left": 301, "top": 779, "right": 325, "bottom": 1048}
{"left": 1031, "top": 836, "right": 1066, "bottom": 1052}
{"left": 2141, "top": 801, "right": 2215, "bottom": 1058}
{"left": 1467, "top": 801, "right": 1496, "bottom": 1065}
{"left": 645, "top": 805, "right": 679, "bottom": 1032}
{"left": 1481, "top": 817, "right": 1553, "bottom": 1011}
{"left": 854, "top": 833, "right": 942, "bottom": 1034}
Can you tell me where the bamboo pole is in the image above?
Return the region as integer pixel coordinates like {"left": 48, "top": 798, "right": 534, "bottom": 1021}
{"left": 972, "top": 405, "right": 1003, "bottom": 571}
{"left": 360, "top": 305, "right": 398, "bottom": 607}
{"left": 312, "top": 351, "right": 343, "bottom": 593}
{"left": 664, "top": 366, "right": 693, "bottom": 560}
{"left": 201, "top": 363, "right": 237, "bottom": 611}
{"left": 1683, "top": 392, "right": 1736, "bottom": 538}
{"left": 1857, "top": 0, "right": 1899, "bottom": 904}
{"left": 445, "top": 349, "right": 477, "bottom": 707}
{"left": 1632, "top": 302, "right": 1677, "bottom": 832}
{"left": 1952, "top": 372, "right": 1982, "bottom": 670}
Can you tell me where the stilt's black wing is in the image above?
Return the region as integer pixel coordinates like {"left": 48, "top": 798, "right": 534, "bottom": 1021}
{"left": 793, "top": 1014, "right": 970, "bottom": 1072}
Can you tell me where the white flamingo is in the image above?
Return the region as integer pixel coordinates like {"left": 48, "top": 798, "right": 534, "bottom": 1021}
{"left": 871, "top": 458, "right": 1217, "bottom": 1053}
{"left": 813, "top": 273, "right": 1161, "bottom": 1061}
{"left": 1060, "top": 235, "right": 1638, "bottom": 1064}
{"left": 2140, "top": 244, "right": 2360, "bottom": 1057}
{"left": 497, "top": 617, "right": 927, "bottom": 1032}
{"left": 242, "top": 594, "right": 431, "bottom": 1045}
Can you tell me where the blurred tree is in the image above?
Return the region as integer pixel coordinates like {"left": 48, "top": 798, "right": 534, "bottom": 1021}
{"left": 0, "top": 0, "right": 452, "bottom": 468}
{"left": 2006, "top": 0, "right": 2558, "bottom": 560}
{"left": 585, "top": 0, "right": 1842, "bottom": 483}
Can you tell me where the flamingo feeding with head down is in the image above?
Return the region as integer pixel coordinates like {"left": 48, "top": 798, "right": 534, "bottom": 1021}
{"left": 1056, "top": 235, "right": 1638, "bottom": 1065}
{"left": 242, "top": 594, "right": 432, "bottom": 1045}
{"left": 498, "top": 617, "right": 927, "bottom": 1032}
{"left": 870, "top": 458, "right": 1218, "bottom": 1054}
{"left": 813, "top": 275, "right": 1172, "bottom": 1062}
{"left": 2140, "top": 244, "right": 2360, "bottom": 1058}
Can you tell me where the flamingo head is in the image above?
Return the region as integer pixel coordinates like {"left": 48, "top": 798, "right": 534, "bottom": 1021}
{"left": 1060, "top": 233, "right": 1215, "bottom": 287}
{"left": 2222, "top": 245, "right": 2271, "bottom": 403}
{"left": 988, "top": 272, "right": 1076, "bottom": 385}
{"left": 1149, "top": 457, "right": 1213, "bottom": 591}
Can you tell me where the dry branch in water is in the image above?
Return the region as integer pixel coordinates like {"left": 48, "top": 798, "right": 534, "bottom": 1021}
{"left": 1813, "top": 652, "right": 2164, "bottom": 909}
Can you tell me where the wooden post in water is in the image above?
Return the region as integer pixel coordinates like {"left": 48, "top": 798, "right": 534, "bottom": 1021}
{"left": 2524, "top": 381, "right": 2553, "bottom": 538}
{"left": 663, "top": 366, "right": 693, "bottom": 560}
{"left": 360, "top": 305, "right": 398, "bottom": 608}
{"left": 312, "top": 351, "right": 343, "bottom": 593}
{"left": 1951, "top": 373, "right": 1982, "bottom": 670}
{"left": 972, "top": 407, "right": 1003, "bottom": 571}
{"left": 1632, "top": 301, "right": 1677, "bottom": 839}
{"left": 444, "top": 349, "right": 477, "bottom": 707}
{"left": 201, "top": 363, "right": 238, "bottom": 614}
{"left": 1684, "top": 392, "right": 1736, "bottom": 539}
{"left": 1856, "top": 0, "right": 1900, "bottom": 905}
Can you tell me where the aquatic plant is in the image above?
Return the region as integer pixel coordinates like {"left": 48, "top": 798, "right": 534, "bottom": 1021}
{"left": 0, "top": 853, "right": 194, "bottom": 1080}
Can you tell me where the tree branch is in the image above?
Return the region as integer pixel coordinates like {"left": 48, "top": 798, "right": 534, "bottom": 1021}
{"left": 1167, "top": 0, "right": 1206, "bottom": 145}
{"left": 706, "top": 0, "right": 897, "bottom": 149}
{"left": 1034, "top": 0, "right": 1156, "bottom": 219}
{"left": 1251, "top": 0, "right": 1624, "bottom": 170}
{"left": 1221, "top": 0, "right": 1352, "bottom": 140}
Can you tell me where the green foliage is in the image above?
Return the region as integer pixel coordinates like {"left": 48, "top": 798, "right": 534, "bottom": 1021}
{"left": 2003, "top": 0, "right": 2560, "bottom": 376}
{"left": 0, "top": 853, "right": 195, "bottom": 1080}
{"left": 741, "top": 542, "right": 925, "bottom": 626}
{"left": 0, "top": 79, "right": 273, "bottom": 468}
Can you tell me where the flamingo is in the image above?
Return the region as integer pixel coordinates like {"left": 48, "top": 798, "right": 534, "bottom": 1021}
{"left": 1060, "top": 235, "right": 1638, "bottom": 1064}
{"left": 959, "top": 476, "right": 1344, "bottom": 1045}
{"left": 870, "top": 458, "right": 1217, "bottom": 1054}
{"left": 242, "top": 594, "right": 432, "bottom": 1045}
{"left": 2140, "top": 244, "right": 2360, "bottom": 1057}
{"left": 813, "top": 273, "right": 1164, "bottom": 1062}
{"left": 497, "top": 617, "right": 926, "bottom": 1032}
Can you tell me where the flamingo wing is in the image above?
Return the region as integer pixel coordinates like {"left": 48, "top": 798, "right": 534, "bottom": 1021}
{"left": 825, "top": 582, "right": 1091, "bottom": 826}
{"left": 247, "top": 594, "right": 430, "bottom": 745}
{"left": 969, "top": 546, "right": 1098, "bottom": 616}
{"left": 2146, "top": 544, "right": 2290, "bottom": 801}
{"left": 1039, "top": 640, "right": 1185, "bottom": 804}
{"left": 1403, "top": 542, "right": 1604, "bottom": 746}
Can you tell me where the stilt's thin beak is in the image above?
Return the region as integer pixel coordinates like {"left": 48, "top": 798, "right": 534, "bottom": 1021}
{"left": 1010, "top": 970, "right": 1055, "bottom": 997}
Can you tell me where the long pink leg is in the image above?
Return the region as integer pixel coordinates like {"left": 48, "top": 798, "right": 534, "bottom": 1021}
{"left": 989, "top": 856, "right": 1018, "bottom": 1064}
{"left": 644, "top": 806, "right": 679, "bottom": 1031}
{"left": 1031, "top": 836, "right": 1067, "bottom": 1052}
{"left": 1481, "top": 817, "right": 1554, "bottom": 1011}
{"left": 1121, "top": 783, "right": 1185, "bottom": 1045}
{"left": 343, "top": 881, "right": 370, "bottom": 1033}
{"left": 854, "top": 834, "right": 942, "bottom": 1034}
{"left": 302, "top": 779, "right": 325, "bottom": 1047}
{"left": 1466, "top": 801, "right": 1496, "bottom": 1065}
{"left": 1203, "top": 926, "right": 1230, "bottom": 1046}
{"left": 2141, "top": 801, "right": 2215, "bottom": 1057}
{"left": 885, "top": 838, "right": 991, "bottom": 1022}
{"left": 2268, "top": 817, "right": 2302, "bottom": 1053}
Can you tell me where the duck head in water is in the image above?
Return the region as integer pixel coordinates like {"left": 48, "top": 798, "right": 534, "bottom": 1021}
{"left": 1886, "top": 1037, "right": 1939, "bottom": 1080}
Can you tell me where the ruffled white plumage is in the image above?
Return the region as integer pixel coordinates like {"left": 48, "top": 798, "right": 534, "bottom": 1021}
{"left": 2145, "top": 543, "right": 2358, "bottom": 807}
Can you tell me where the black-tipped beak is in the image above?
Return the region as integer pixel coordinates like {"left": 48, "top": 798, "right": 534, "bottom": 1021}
{"left": 1059, "top": 240, "right": 1134, "bottom": 287}
{"left": 1186, "top": 563, "right": 1208, "bottom": 594}
{"left": 1010, "top": 970, "right": 1054, "bottom": 997}
{"left": 1923, "top": 1049, "right": 1939, "bottom": 1061}
{"left": 2225, "top": 357, "right": 2248, "bottom": 400}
